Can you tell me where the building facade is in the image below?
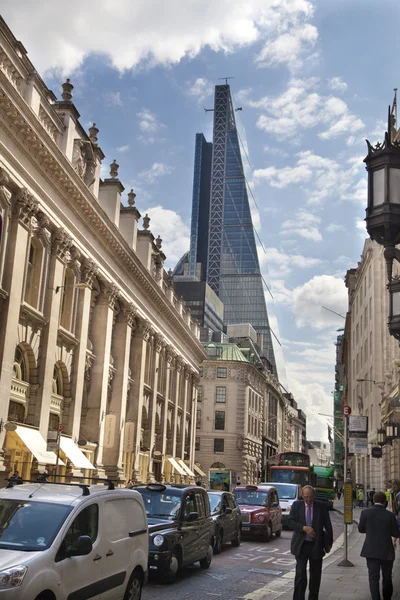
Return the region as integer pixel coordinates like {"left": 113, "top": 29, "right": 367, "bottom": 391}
{"left": 308, "top": 441, "right": 331, "bottom": 467}
{"left": 343, "top": 239, "right": 400, "bottom": 490}
{"left": 195, "top": 337, "right": 291, "bottom": 486}
{"left": 0, "top": 18, "right": 206, "bottom": 486}
{"left": 174, "top": 84, "right": 277, "bottom": 374}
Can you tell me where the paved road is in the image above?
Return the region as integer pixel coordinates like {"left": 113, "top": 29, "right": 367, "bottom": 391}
{"left": 143, "top": 510, "right": 344, "bottom": 600}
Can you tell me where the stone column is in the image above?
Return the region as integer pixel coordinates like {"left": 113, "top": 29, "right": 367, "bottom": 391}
{"left": 171, "top": 357, "right": 183, "bottom": 482}
{"left": 161, "top": 346, "right": 175, "bottom": 482}
{"left": 36, "top": 229, "right": 73, "bottom": 437}
{"left": 84, "top": 282, "right": 119, "bottom": 476}
{"left": 129, "top": 319, "right": 153, "bottom": 483}
{"left": 180, "top": 367, "right": 190, "bottom": 461}
{"left": 189, "top": 373, "right": 200, "bottom": 474}
{"left": 0, "top": 187, "right": 38, "bottom": 465}
{"left": 147, "top": 333, "right": 164, "bottom": 482}
{"left": 103, "top": 304, "right": 137, "bottom": 481}
{"left": 68, "top": 258, "right": 98, "bottom": 440}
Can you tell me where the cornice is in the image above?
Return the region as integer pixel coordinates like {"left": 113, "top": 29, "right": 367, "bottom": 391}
{"left": 0, "top": 73, "right": 206, "bottom": 363}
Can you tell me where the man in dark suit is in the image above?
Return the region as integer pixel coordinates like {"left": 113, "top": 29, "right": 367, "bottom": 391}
{"left": 288, "top": 485, "right": 333, "bottom": 600}
{"left": 358, "top": 490, "right": 400, "bottom": 600}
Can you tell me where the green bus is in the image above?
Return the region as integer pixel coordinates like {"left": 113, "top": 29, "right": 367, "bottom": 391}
{"left": 312, "top": 466, "right": 335, "bottom": 509}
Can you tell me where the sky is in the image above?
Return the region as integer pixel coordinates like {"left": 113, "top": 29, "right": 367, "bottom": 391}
{"left": 3, "top": 0, "right": 398, "bottom": 441}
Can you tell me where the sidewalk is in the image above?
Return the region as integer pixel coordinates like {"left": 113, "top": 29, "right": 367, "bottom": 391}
{"left": 273, "top": 497, "right": 400, "bottom": 600}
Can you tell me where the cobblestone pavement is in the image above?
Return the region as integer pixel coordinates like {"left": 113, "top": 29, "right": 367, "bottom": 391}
{"left": 142, "top": 511, "right": 344, "bottom": 600}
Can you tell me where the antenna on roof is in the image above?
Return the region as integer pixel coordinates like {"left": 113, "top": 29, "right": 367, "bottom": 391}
{"left": 218, "top": 77, "right": 235, "bottom": 85}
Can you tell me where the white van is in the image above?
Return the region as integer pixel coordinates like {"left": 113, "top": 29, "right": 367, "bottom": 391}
{"left": 0, "top": 481, "right": 148, "bottom": 599}
{"left": 261, "top": 482, "right": 302, "bottom": 528}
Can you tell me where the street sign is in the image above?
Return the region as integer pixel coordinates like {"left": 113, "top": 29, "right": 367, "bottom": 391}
{"left": 58, "top": 424, "right": 64, "bottom": 432}
{"left": 342, "top": 405, "right": 351, "bottom": 416}
{"left": 371, "top": 446, "right": 382, "bottom": 458}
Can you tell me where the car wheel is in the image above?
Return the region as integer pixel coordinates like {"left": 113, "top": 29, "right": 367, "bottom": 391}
{"left": 214, "top": 529, "right": 223, "bottom": 554}
{"left": 200, "top": 545, "right": 213, "bottom": 569}
{"left": 124, "top": 571, "right": 142, "bottom": 600}
{"left": 231, "top": 525, "right": 241, "bottom": 547}
{"left": 264, "top": 522, "right": 272, "bottom": 542}
{"left": 163, "top": 550, "right": 180, "bottom": 584}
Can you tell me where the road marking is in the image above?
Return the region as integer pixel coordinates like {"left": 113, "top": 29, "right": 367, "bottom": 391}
{"left": 206, "top": 573, "right": 227, "bottom": 581}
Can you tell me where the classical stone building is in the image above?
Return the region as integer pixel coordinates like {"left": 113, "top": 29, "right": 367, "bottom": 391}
{"left": 343, "top": 239, "right": 400, "bottom": 490}
{"left": 0, "top": 18, "right": 205, "bottom": 486}
{"left": 195, "top": 337, "right": 292, "bottom": 486}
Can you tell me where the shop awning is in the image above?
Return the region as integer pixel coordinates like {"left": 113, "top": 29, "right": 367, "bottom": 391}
{"left": 60, "top": 436, "right": 95, "bottom": 470}
{"left": 14, "top": 426, "right": 64, "bottom": 466}
{"left": 193, "top": 463, "right": 206, "bottom": 477}
{"left": 168, "top": 457, "right": 186, "bottom": 476}
{"left": 178, "top": 460, "right": 195, "bottom": 478}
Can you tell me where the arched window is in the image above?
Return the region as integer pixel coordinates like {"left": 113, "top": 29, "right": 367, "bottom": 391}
{"left": 52, "top": 365, "right": 64, "bottom": 396}
{"left": 13, "top": 347, "right": 28, "bottom": 382}
{"left": 24, "top": 238, "right": 43, "bottom": 308}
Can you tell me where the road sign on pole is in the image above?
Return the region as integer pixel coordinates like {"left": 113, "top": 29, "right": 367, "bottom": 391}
{"left": 342, "top": 405, "right": 352, "bottom": 416}
{"left": 338, "top": 415, "right": 354, "bottom": 568}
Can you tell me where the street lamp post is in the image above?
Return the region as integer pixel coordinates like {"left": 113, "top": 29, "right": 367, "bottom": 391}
{"left": 364, "top": 104, "right": 400, "bottom": 339}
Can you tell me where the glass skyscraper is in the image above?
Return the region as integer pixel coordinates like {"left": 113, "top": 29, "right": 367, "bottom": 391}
{"left": 177, "top": 83, "right": 277, "bottom": 375}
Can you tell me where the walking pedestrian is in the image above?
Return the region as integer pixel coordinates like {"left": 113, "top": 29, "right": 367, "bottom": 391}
{"left": 369, "top": 488, "right": 376, "bottom": 507}
{"left": 358, "top": 490, "right": 400, "bottom": 600}
{"left": 358, "top": 488, "right": 365, "bottom": 508}
{"left": 288, "top": 484, "right": 333, "bottom": 600}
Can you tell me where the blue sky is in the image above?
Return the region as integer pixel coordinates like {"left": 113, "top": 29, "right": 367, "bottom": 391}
{"left": 3, "top": 0, "right": 398, "bottom": 440}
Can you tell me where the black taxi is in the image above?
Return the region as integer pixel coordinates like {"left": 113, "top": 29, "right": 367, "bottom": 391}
{"left": 135, "top": 483, "right": 214, "bottom": 583}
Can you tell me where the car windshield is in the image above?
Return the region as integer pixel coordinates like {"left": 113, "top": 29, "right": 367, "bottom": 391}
{"left": 272, "top": 485, "right": 297, "bottom": 500}
{"left": 137, "top": 490, "right": 182, "bottom": 520}
{"left": 0, "top": 499, "right": 72, "bottom": 551}
{"left": 208, "top": 494, "right": 222, "bottom": 513}
{"left": 235, "top": 490, "right": 268, "bottom": 506}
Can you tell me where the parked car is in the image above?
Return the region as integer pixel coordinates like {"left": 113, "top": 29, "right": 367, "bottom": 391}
{"left": 261, "top": 482, "right": 302, "bottom": 528}
{"left": 0, "top": 481, "right": 148, "bottom": 600}
{"left": 234, "top": 484, "right": 282, "bottom": 541}
{"left": 135, "top": 483, "right": 214, "bottom": 583}
{"left": 207, "top": 490, "right": 241, "bottom": 554}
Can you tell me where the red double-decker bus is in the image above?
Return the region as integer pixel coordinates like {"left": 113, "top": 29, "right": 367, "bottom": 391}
{"left": 266, "top": 452, "right": 312, "bottom": 486}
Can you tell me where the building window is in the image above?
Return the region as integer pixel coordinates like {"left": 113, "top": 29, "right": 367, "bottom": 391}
{"left": 196, "top": 409, "right": 201, "bottom": 429}
{"left": 49, "top": 412, "right": 60, "bottom": 431}
{"left": 60, "top": 268, "right": 75, "bottom": 331}
{"left": 217, "top": 367, "right": 227, "bottom": 379}
{"left": 214, "top": 438, "right": 224, "bottom": 453}
{"left": 197, "top": 386, "right": 203, "bottom": 402}
{"left": 24, "top": 239, "right": 43, "bottom": 309}
{"left": 8, "top": 400, "right": 25, "bottom": 423}
{"left": 215, "top": 411, "right": 225, "bottom": 430}
{"left": 195, "top": 437, "right": 200, "bottom": 451}
{"left": 215, "top": 386, "right": 226, "bottom": 403}
{"left": 13, "top": 347, "right": 28, "bottom": 382}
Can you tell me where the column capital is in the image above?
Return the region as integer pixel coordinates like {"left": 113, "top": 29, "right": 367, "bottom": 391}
{"left": 80, "top": 257, "right": 99, "bottom": 287}
{"left": 0, "top": 166, "right": 10, "bottom": 187}
{"left": 184, "top": 366, "right": 191, "bottom": 381}
{"left": 98, "top": 281, "right": 120, "bottom": 308}
{"left": 14, "top": 188, "right": 39, "bottom": 226}
{"left": 137, "top": 319, "right": 155, "bottom": 342}
{"left": 192, "top": 373, "right": 201, "bottom": 386}
{"left": 166, "top": 345, "right": 176, "bottom": 364}
{"left": 117, "top": 303, "right": 138, "bottom": 326}
{"left": 153, "top": 332, "right": 166, "bottom": 353}
{"left": 52, "top": 227, "right": 73, "bottom": 261}
{"left": 176, "top": 357, "right": 184, "bottom": 373}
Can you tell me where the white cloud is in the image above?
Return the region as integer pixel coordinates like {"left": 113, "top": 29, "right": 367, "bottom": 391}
{"left": 326, "top": 223, "right": 342, "bottom": 233}
{"left": 137, "top": 108, "right": 165, "bottom": 133}
{"left": 242, "top": 77, "right": 364, "bottom": 141}
{"left": 368, "top": 119, "right": 387, "bottom": 142}
{"left": 327, "top": 76, "right": 348, "bottom": 92}
{"left": 138, "top": 162, "right": 174, "bottom": 184}
{"left": 292, "top": 275, "right": 347, "bottom": 329}
{"left": 187, "top": 77, "right": 213, "bottom": 104}
{"left": 267, "top": 279, "right": 293, "bottom": 306}
{"left": 255, "top": 24, "right": 318, "bottom": 71}
{"left": 2, "top": 0, "right": 318, "bottom": 75}
{"left": 281, "top": 209, "right": 322, "bottom": 242}
{"left": 254, "top": 150, "right": 366, "bottom": 205}
{"left": 142, "top": 206, "right": 190, "bottom": 268}
{"left": 263, "top": 247, "right": 323, "bottom": 278}
{"left": 116, "top": 145, "right": 130, "bottom": 153}
{"left": 104, "top": 91, "right": 123, "bottom": 107}
{"left": 136, "top": 135, "right": 166, "bottom": 145}
{"left": 263, "top": 145, "right": 289, "bottom": 157}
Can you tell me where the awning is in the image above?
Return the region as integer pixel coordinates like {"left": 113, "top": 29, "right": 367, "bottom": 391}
{"left": 59, "top": 436, "right": 95, "bottom": 470}
{"left": 168, "top": 457, "right": 186, "bottom": 476}
{"left": 14, "top": 426, "right": 64, "bottom": 466}
{"left": 193, "top": 463, "right": 206, "bottom": 477}
{"left": 178, "top": 460, "right": 195, "bottom": 478}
